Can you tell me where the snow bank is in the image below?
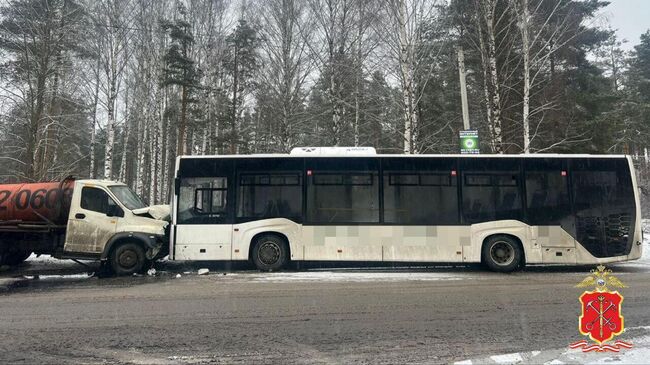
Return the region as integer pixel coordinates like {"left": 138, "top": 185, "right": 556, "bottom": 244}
{"left": 25, "top": 253, "right": 60, "bottom": 264}
{"left": 248, "top": 271, "right": 470, "bottom": 283}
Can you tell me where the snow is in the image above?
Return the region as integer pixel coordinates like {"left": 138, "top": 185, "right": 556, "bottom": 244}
{"left": 455, "top": 333, "right": 650, "bottom": 364}
{"left": 248, "top": 271, "right": 469, "bottom": 283}
{"left": 490, "top": 353, "right": 524, "bottom": 363}
{"left": 32, "top": 273, "right": 92, "bottom": 280}
{"left": 25, "top": 253, "right": 60, "bottom": 264}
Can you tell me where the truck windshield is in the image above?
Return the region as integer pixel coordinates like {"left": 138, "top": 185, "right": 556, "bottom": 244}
{"left": 109, "top": 186, "right": 146, "bottom": 210}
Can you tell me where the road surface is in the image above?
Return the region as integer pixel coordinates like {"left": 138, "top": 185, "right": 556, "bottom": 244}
{"left": 1, "top": 254, "right": 650, "bottom": 364}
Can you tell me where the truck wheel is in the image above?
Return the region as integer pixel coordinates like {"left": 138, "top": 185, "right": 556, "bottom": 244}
{"left": 251, "top": 235, "right": 289, "bottom": 271}
{"left": 0, "top": 249, "right": 32, "bottom": 266}
{"left": 482, "top": 235, "right": 523, "bottom": 273}
{"left": 110, "top": 242, "right": 147, "bottom": 276}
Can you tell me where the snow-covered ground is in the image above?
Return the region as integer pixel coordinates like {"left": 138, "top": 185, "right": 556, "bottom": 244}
{"left": 25, "top": 253, "right": 61, "bottom": 264}
{"left": 246, "top": 270, "right": 471, "bottom": 282}
{"left": 454, "top": 332, "right": 650, "bottom": 364}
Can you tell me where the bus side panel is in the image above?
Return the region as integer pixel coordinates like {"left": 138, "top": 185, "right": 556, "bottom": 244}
{"left": 301, "top": 225, "right": 465, "bottom": 263}
{"left": 382, "top": 226, "right": 465, "bottom": 262}
{"left": 174, "top": 225, "right": 232, "bottom": 260}
{"left": 302, "top": 226, "right": 382, "bottom": 261}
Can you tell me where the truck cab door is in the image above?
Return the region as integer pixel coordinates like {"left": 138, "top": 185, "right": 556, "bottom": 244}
{"left": 64, "top": 185, "right": 121, "bottom": 254}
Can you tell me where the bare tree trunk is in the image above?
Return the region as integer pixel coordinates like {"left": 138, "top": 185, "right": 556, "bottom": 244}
{"left": 519, "top": 0, "right": 531, "bottom": 153}
{"left": 89, "top": 58, "right": 101, "bottom": 179}
{"left": 118, "top": 91, "right": 130, "bottom": 182}
{"left": 149, "top": 114, "right": 157, "bottom": 205}
{"left": 483, "top": 0, "right": 503, "bottom": 153}
{"left": 397, "top": 0, "right": 417, "bottom": 154}
{"left": 178, "top": 85, "right": 188, "bottom": 155}
{"left": 353, "top": 0, "right": 364, "bottom": 147}
{"left": 104, "top": 82, "right": 117, "bottom": 179}
{"left": 476, "top": 15, "right": 493, "bottom": 144}
{"left": 135, "top": 109, "right": 145, "bottom": 196}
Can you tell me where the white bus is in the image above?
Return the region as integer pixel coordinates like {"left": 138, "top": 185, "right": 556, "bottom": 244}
{"left": 169, "top": 148, "right": 642, "bottom": 272}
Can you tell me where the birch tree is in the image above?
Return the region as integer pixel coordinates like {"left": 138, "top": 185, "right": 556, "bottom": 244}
{"left": 380, "top": 0, "right": 443, "bottom": 154}
{"left": 93, "top": 0, "right": 133, "bottom": 180}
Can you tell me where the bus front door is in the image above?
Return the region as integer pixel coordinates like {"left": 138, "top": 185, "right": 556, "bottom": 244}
{"left": 173, "top": 176, "right": 233, "bottom": 261}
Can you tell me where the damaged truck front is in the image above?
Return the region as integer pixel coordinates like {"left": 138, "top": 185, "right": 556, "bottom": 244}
{"left": 0, "top": 178, "right": 169, "bottom": 275}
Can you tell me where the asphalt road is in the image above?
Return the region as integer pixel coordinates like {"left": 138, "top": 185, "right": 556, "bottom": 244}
{"left": 1, "top": 258, "right": 650, "bottom": 364}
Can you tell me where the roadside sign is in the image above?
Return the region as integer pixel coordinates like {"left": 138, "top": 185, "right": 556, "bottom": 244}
{"left": 460, "top": 130, "right": 479, "bottom": 154}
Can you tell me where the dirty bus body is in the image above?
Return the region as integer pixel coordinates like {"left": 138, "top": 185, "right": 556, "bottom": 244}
{"left": 0, "top": 178, "right": 168, "bottom": 275}
{"left": 169, "top": 148, "right": 642, "bottom": 272}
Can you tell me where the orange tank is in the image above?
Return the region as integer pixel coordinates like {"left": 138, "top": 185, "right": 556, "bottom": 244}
{"left": 0, "top": 179, "right": 75, "bottom": 225}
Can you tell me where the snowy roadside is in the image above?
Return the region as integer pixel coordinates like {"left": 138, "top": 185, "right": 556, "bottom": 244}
{"left": 25, "top": 253, "right": 62, "bottom": 264}
{"left": 245, "top": 270, "right": 472, "bottom": 283}
{"left": 454, "top": 331, "right": 650, "bottom": 364}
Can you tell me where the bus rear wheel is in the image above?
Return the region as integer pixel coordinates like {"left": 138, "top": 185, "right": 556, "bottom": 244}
{"left": 110, "top": 242, "right": 147, "bottom": 276}
{"left": 482, "top": 235, "right": 523, "bottom": 273}
{"left": 251, "top": 235, "right": 289, "bottom": 271}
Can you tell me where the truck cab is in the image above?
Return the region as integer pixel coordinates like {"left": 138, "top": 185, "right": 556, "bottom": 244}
{"left": 0, "top": 178, "right": 169, "bottom": 275}
{"left": 62, "top": 180, "right": 169, "bottom": 274}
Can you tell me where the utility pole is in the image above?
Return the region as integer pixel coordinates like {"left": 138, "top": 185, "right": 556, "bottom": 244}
{"left": 458, "top": 46, "right": 470, "bottom": 130}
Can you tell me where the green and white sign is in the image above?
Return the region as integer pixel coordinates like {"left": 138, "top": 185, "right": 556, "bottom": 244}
{"left": 459, "top": 130, "right": 479, "bottom": 154}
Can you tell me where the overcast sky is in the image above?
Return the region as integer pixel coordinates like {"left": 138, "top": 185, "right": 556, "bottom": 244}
{"left": 602, "top": 0, "right": 650, "bottom": 51}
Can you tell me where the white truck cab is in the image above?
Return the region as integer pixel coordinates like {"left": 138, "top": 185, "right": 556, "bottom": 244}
{"left": 61, "top": 180, "right": 169, "bottom": 274}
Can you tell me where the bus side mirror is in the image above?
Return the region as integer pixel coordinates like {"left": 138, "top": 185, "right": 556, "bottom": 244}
{"left": 174, "top": 177, "right": 181, "bottom": 195}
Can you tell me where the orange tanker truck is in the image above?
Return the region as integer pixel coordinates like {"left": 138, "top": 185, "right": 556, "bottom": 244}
{"left": 0, "top": 177, "right": 169, "bottom": 275}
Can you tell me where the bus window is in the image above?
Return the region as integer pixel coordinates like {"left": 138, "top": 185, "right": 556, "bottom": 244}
{"left": 525, "top": 171, "right": 570, "bottom": 225}
{"left": 308, "top": 172, "right": 379, "bottom": 223}
{"left": 237, "top": 173, "right": 302, "bottom": 223}
{"left": 493, "top": 174, "right": 522, "bottom": 220}
{"left": 178, "top": 177, "right": 229, "bottom": 224}
{"left": 572, "top": 158, "right": 635, "bottom": 257}
{"left": 461, "top": 172, "right": 522, "bottom": 223}
{"left": 462, "top": 174, "right": 495, "bottom": 222}
{"left": 384, "top": 172, "right": 458, "bottom": 224}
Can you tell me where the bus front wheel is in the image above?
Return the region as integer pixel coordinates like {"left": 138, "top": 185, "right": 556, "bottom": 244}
{"left": 482, "top": 235, "right": 523, "bottom": 273}
{"left": 251, "top": 235, "right": 289, "bottom": 271}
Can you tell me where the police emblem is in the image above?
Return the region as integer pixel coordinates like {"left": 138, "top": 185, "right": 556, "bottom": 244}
{"left": 569, "top": 265, "right": 633, "bottom": 352}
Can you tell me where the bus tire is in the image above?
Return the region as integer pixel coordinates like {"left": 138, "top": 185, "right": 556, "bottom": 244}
{"left": 482, "top": 235, "right": 523, "bottom": 273}
{"left": 0, "top": 249, "right": 31, "bottom": 266}
{"left": 251, "top": 234, "right": 289, "bottom": 271}
{"left": 110, "top": 242, "right": 147, "bottom": 276}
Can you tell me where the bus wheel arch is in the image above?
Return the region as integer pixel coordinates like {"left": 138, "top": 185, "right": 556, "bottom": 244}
{"left": 249, "top": 232, "right": 290, "bottom": 271}
{"left": 481, "top": 234, "right": 525, "bottom": 272}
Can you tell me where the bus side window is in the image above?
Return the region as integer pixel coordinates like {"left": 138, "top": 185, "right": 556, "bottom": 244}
{"left": 524, "top": 171, "right": 570, "bottom": 225}
{"left": 237, "top": 173, "right": 302, "bottom": 222}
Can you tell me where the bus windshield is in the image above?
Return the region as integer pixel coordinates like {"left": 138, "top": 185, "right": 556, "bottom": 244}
{"left": 109, "top": 185, "right": 146, "bottom": 210}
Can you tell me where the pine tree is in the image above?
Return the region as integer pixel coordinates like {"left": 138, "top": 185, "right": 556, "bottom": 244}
{"left": 161, "top": 0, "right": 200, "bottom": 156}
{"left": 223, "top": 19, "right": 260, "bottom": 153}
